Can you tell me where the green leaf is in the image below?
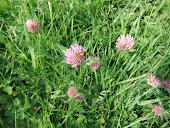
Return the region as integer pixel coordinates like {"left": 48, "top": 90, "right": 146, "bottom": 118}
{"left": 16, "top": 109, "right": 25, "bottom": 120}
{"left": 14, "top": 98, "right": 21, "bottom": 107}
{"left": 128, "top": 49, "right": 136, "bottom": 52}
{"left": 24, "top": 95, "right": 30, "bottom": 110}
{"left": 156, "top": 88, "right": 166, "bottom": 97}
{"left": 115, "top": 74, "right": 148, "bottom": 85}
{"left": 28, "top": 46, "right": 36, "bottom": 68}
{"left": 65, "top": 100, "right": 85, "bottom": 113}
{"left": 20, "top": 53, "right": 32, "bottom": 62}
{"left": 55, "top": 43, "right": 67, "bottom": 55}
{"left": 77, "top": 116, "right": 86, "bottom": 124}
{"left": 100, "top": 117, "right": 105, "bottom": 124}
{"left": 124, "top": 113, "right": 152, "bottom": 128}
{"left": 55, "top": 56, "right": 66, "bottom": 66}
{"left": 152, "top": 0, "right": 166, "bottom": 18}
{"left": 0, "top": 116, "right": 4, "bottom": 128}
{"left": 5, "top": 108, "right": 15, "bottom": 117}
{"left": 38, "top": 120, "right": 43, "bottom": 128}
{"left": 13, "top": 0, "right": 22, "bottom": 7}
{"left": 0, "top": 95, "right": 7, "bottom": 103}
{"left": 25, "top": 42, "right": 52, "bottom": 59}
{"left": 87, "top": 59, "right": 100, "bottom": 63}
{"left": 3, "top": 86, "right": 12, "bottom": 95}
{"left": 131, "top": 122, "right": 140, "bottom": 128}
{"left": 160, "top": 121, "right": 169, "bottom": 128}
{"left": 51, "top": 90, "right": 61, "bottom": 99}
{"left": 137, "top": 97, "right": 170, "bottom": 106}
{"left": 16, "top": 24, "right": 24, "bottom": 29}
{"left": 122, "top": 110, "right": 128, "bottom": 119}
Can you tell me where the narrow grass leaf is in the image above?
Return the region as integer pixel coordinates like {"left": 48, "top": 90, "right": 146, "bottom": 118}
{"left": 115, "top": 74, "right": 148, "bottom": 85}
{"left": 35, "top": 72, "right": 55, "bottom": 79}
{"left": 152, "top": 0, "right": 166, "bottom": 18}
{"left": 87, "top": 59, "right": 100, "bottom": 63}
{"left": 77, "top": 116, "right": 86, "bottom": 124}
{"left": 137, "top": 97, "right": 170, "bottom": 106}
{"left": 55, "top": 56, "right": 66, "bottom": 66}
{"left": 123, "top": 113, "right": 152, "bottom": 128}
{"left": 28, "top": 46, "right": 36, "bottom": 68}
{"left": 20, "top": 53, "right": 32, "bottom": 62}
{"left": 24, "top": 94, "right": 30, "bottom": 110}
{"left": 65, "top": 100, "right": 85, "bottom": 113}
{"left": 25, "top": 42, "right": 52, "bottom": 58}
{"left": 160, "top": 121, "right": 169, "bottom": 128}
{"left": 55, "top": 43, "right": 67, "bottom": 55}
{"left": 0, "top": 116, "right": 4, "bottom": 128}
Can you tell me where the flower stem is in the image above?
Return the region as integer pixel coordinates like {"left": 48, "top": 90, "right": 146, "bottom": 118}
{"left": 94, "top": 70, "right": 98, "bottom": 86}
{"left": 115, "top": 51, "right": 122, "bottom": 67}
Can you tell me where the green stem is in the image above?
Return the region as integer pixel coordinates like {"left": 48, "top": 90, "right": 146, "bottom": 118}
{"left": 115, "top": 51, "right": 122, "bottom": 67}
{"left": 94, "top": 70, "right": 98, "bottom": 86}
{"left": 149, "top": 118, "right": 155, "bottom": 128}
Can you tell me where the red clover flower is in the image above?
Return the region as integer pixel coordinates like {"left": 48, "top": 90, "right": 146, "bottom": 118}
{"left": 147, "top": 74, "right": 161, "bottom": 87}
{"left": 26, "top": 19, "right": 39, "bottom": 33}
{"left": 65, "top": 44, "right": 85, "bottom": 67}
{"left": 67, "top": 87, "right": 78, "bottom": 98}
{"left": 163, "top": 80, "right": 170, "bottom": 89}
{"left": 152, "top": 104, "right": 162, "bottom": 115}
{"left": 116, "top": 34, "right": 134, "bottom": 51}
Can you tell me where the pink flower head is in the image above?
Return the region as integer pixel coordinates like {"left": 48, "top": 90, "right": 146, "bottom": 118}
{"left": 76, "top": 93, "right": 84, "bottom": 102}
{"left": 147, "top": 74, "right": 161, "bottom": 87}
{"left": 116, "top": 34, "right": 134, "bottom": 51}
{"left": 87, "top": 56, "right": 100, "bottom": 69}
{"left": 163, "top": 80, "right": 170, "bottom": 89}
{"left": 65, "top": 44, "right": 85, "bottom": 67}
{"left": 26, "top": 19, "right": 39, "bottom": 33}
{"left": 152, "top": 104, "right": 162, "bottom": 115}
{"left": 67, "top": 87, "right": 77, "bottom": 98}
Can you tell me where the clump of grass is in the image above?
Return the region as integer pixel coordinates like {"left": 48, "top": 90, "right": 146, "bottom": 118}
{"left": 0, "top": 0, "right": 169, "bottom": 128}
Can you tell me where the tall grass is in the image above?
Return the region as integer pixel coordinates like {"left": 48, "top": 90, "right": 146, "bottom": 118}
{"left": 0, "top": 0, "right": 169, "bottom": 127}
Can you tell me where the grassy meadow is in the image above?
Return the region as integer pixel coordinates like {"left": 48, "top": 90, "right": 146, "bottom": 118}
{"left": 0, "top": 0, "right": 170, "bottom": 127}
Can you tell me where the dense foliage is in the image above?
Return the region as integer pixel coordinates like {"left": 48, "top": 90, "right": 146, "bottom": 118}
{"left": 0, "top": 0, "right": 169, "bottom": 127}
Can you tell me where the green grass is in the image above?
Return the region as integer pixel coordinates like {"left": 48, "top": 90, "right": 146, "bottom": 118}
{"left": 0, "top": 0, "right": 170, "bottom": 127}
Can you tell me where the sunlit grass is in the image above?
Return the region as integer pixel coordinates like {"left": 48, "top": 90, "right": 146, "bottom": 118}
{"left": 0, "top": 0, "right": 169, "bottom": 127}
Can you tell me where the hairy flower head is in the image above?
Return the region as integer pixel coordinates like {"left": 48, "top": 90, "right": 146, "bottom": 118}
{"left": 152, "top": 104, "right": 162, "bottom": 115}
{"left": 67, "top": 87, "right": 78, "bottom": 98}
{"left": 163, "top": 80, "right": 170, "bottom": 89}
{"left": 116, "top": 34, "right": 134, "bottom": 51}
{"left": 65, "top": 44, "right": 85, "bottom": 67}
{"left": 147, "top": 74, "right": 161, "bottom": 87}
{"left": 26, "top": 19, "right": 39, "bottom": 33}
